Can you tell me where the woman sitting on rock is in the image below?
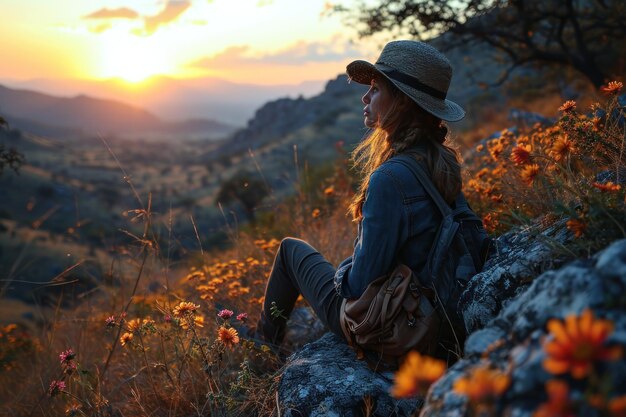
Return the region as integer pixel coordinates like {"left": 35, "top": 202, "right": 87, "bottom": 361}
{"left": 254, "top": 40, "right": 489, "bottom": 365}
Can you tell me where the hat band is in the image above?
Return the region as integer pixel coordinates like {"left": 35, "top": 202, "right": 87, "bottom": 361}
{"left": 378, "top": 65, "right": 447, "bottom": 100}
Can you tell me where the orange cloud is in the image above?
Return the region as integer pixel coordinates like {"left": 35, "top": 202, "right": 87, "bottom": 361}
{"left": 187, "top": 39, "right": 369, "bottom": 84}
{"left": 89, "top": 22, "right": 113, "bottom": 34}
{"left": 191, "top": 38, "right": 365, "bottom": 69}
{"left": 134, "top": 0, "right": 191, "bottom": 36}
{"left": 84, "top": 7, "right": 139, "bottom": 19}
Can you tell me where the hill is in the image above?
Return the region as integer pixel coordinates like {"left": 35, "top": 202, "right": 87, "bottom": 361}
{"left": 3, "top": 75, "right": 325, "bottom": 126}
{"left": 0, "top": 84, "right": 236, "bottom": 139}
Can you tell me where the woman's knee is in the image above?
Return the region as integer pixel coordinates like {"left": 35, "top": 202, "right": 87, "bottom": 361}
{"left": 279, "top": 237, "right": 305, "bottom": 253}
{"left": 281, "top": 237, "right": 302, "bottom": 246}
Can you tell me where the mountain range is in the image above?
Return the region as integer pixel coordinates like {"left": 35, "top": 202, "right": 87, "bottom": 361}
{"left": 0, "top": 84, "right": 237, "bottom": 139}
{"left": 1, "top": 75, "right": 325, "bottom": 127}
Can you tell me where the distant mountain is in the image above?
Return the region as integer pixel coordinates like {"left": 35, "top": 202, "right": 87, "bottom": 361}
{"left": 2, "top": 76, "right": 326, "bottom": 126}
{"left": 0, "top": 84, "right": 236, "bottom": 138}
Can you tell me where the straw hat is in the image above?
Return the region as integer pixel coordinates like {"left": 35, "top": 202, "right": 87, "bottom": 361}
{"left": 346, "top": 40, "right": 465, "bottom": 122}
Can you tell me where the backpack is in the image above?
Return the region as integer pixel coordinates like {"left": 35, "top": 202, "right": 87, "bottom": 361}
{"left": 339, "top": 153, "right": 492, "bottom": 370}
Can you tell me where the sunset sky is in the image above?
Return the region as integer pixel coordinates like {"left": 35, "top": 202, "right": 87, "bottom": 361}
{"left": 1, "top": 0, "right": 380, "bottom": 85}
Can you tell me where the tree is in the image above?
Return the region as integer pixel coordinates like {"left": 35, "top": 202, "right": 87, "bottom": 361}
{"left": 0, "top": 116, "right": 25, "bottom": 176}
{"left": 215, "top": 171, "right": 269, "bottom": 222}
{"left": 334, "top": 0, "right": 626, "bottom": 87}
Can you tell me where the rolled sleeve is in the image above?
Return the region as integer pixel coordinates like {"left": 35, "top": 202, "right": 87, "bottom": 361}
{"left": 336, "top": 169, "right": 408, "bottom": 299}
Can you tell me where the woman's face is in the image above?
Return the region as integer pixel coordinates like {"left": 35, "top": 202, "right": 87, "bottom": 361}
{"left": 362, "top": 78, "right": 392, "bottom": 129}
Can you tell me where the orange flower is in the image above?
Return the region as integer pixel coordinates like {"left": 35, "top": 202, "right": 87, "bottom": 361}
{"left": 566, "top": 218, "right": 586, "bottom": 238}
{"left": 126, "top": 318, "right": 154, "bottom": 333}
{"left": 601, "top": 81, "right": 623, "bottom": 95}
{"left": 593, "top": 182, "right": 621, "bottom": 192}
{"left": 492, "top": 166, "right": 507, "bottom": 177}
{"left": 217, "top": 326, "right": 240, "bottom": 348}
{"left": 558, "top": 100, "right": 577, "bottom": 113}
{"left": 323, "top": 186, "right": 335, "bottom": 196}
{"left": 390, "top": 351, "right": 446, "bottom": 398}
{"left": 453, "top": 365, "right": 510, "bottom": 404}
{"left": 312, "top": 208, "right": 321, "bottom": 218}
{"left": 490, "top": 194, "right": 503, "bottom": 203}
{"left": 488, "top": 140, "right": 504, "bottom": 160}
{"left": 543, "top": 309, "right": 623, "bottom": 379}
{"left": 467, "top": 179, "right": 482, "bottom": 193}
{"left": 591, "top": 116, "right": 602, "bottom": 131}
{"left": 511, "top": 144, "right": 532, "bottom": 165}
{"left": 609, "top": 395, "right": 626, "bottom": 417}
{"left": 550, "top": 136, "right": 575, "bottom": 161}
{"left": 180, "top": 314, "right": 205, "bottom": 330}
{"left": 520, "top": 164, "right": 540, "bottom": 186}
{"left": 533, "top": 380, "right": 573, "bottom": 417}
{"left": 173, "top": 301, "right": 200, "bottom": 317}
{"left": 483, "top": 213, "right": 500, "bottom": 234}
{"left": 120, "top": 332, "right": 133, "bottom": 347}
{"left": 476, "top": 168, "right": 489, "bottom": 178}
{"left": 476, "top": 144, "right": 485, "bottom": 152}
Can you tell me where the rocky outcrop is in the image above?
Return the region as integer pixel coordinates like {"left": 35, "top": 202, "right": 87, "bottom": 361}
{"left": 211, "top": 75, "right": 361, "bottom": 158}
{"left": 279, "top": 333, "right": 420, "bottom": 417}
{"left": 276, "top": 229, "right": 626, "bottom": 417}
{"left": 460, "top": 219, "right": 572, "bottom": 333}
{"left": 423, "top": 238, "right": 626, "bottom": 416}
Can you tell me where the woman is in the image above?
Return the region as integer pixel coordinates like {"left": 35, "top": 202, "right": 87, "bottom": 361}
{"left": 255, "top": 40, "right": 483, "bottom": 357}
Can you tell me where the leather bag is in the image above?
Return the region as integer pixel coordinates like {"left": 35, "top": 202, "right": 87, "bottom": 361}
{"left": 339, "top": 264, "right": 441, "bottom": 365}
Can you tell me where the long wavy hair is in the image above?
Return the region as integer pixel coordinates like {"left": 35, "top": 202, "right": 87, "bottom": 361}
{"left": 349, "top": 76, "right": 462, "bottom": 220}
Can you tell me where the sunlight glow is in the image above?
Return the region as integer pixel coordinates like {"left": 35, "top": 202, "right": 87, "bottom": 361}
{"left": 98, "top": 32, "right": 176, "bottom": 82}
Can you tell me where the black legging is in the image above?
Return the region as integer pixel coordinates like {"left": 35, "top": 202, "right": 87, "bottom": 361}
{"left": 260, "top": 237, "right": 345, "bottom": 344}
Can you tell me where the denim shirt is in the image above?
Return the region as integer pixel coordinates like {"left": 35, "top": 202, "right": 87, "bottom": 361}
{"left": 334, "top": 150, "right": 442, "bottom": 299}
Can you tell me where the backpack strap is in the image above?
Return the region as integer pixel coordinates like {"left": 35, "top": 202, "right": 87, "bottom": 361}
{"left": 392, "top": 153, "right": 453, "bottom": 217}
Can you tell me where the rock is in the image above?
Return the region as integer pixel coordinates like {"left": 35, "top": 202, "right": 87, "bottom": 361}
{"left": 508, "top": 109, "right": 555, "bottom": 128}
{"left": 278, "top": 333, "right": 420, "bottom": 417}
{"left": 423, "top": 239, "right": 626, "bottom": 417}
{"left": 284, "top": 306, "right": 328, "bottom": 351}
{"left": 460, "top": 220, "right": 572, "bottom": 333}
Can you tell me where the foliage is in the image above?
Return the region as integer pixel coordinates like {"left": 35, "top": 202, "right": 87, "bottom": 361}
{"left": 0, "top": 324, "right": 37, "bottom": 371}
{"left": 333, "top": 0, "right": 626, "bottom": 87}
{"left": 0, "top": 145, "right": 25, "bottom": 176}
{"left": 0, "top": 116, "right": 25, "bottom": 176}
{"left": 463, "top": 83, "right": 625, "bottom": 256}
{"left": 215, "top": 170, "right": 270, "bottom": 222}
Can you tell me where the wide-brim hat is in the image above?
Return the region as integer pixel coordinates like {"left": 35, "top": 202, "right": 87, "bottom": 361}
{"left": 346, "top": 40, "right": 465, "bottom": 122}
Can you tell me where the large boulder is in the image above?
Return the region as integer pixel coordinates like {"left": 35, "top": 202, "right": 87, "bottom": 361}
{"left": 278, "top": 333, "right": 420, "bottom": 417}
{"left": 423, "top": 238, "right": 626, "bottom": 416}
{"left": 460, "top": 220, "right": 572, "bottom": 333}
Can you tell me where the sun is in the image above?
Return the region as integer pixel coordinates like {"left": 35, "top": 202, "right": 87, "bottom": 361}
{"left": 98, "top": 33, "right": 174, "bottom": 83}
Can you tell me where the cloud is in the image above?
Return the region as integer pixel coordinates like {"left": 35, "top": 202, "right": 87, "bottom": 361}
{"left": 135, "top": 0, "right": 192, "bottom": 36}
{"left": 89, "top": 22, "right": 113, "bottom": 34}
{"left": 191, "top": 38, "right": 365, "bottom": 69}
{"left": 84, "top": 7, "right": 139, "bottom": 19}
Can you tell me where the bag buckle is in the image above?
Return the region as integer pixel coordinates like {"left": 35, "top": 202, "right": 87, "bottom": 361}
{"left": 407, "top": 315, "right": 416, "bottom": 327}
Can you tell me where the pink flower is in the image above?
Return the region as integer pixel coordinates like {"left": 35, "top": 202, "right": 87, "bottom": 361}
{"left": 236, "top": 312, "right": 248, "bottom": 322}
{"left": 164, "top": 314, "right": 172, "bottom": 323}
{"left": 59, "top": 349, "right": 75, "bottom": 365}
{"left": 105, "top": 316, "right": 116, "bottom": 327}
{"left": 217, "top": 309, "right": 234, "bottom": 319}
{"left": 48, "top": 380, "right": 66, "bottom": 397}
